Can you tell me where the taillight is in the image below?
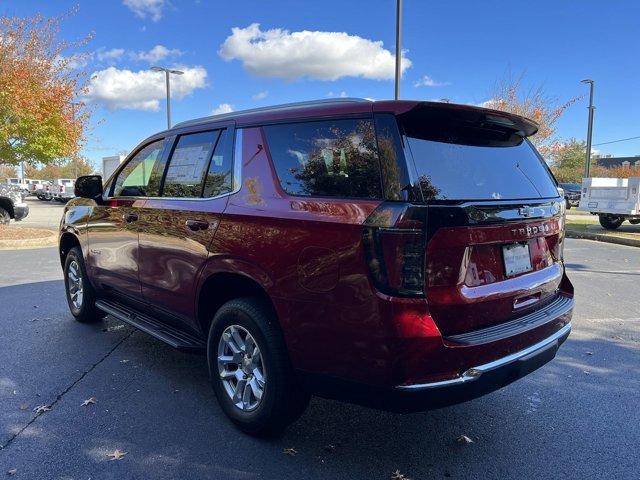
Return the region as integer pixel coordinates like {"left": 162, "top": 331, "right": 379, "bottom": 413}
{"left": 362, "top": 202, "right": 428, "bottom": 297}
{"left": 60, "top": 185, "right": 65, "bottom": 193}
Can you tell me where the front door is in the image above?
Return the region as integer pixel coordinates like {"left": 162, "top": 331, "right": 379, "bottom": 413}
{"left": 87, "top": 138, "right": 168, "bottom": 298}
{"left": 137, "top": 126, "right": 235, "bottom": 329}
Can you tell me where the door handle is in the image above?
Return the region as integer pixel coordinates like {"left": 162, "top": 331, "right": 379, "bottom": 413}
{"left": 123, "top": 213, "right": 138, "bottom": 223}
{"left": 185, "top": 219, "right": 209, "bottom": 231}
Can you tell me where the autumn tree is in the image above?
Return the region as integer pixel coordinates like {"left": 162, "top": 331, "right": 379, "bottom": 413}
{"left": 550, "top": 138, "right": 586, "bottom": 182}
{"left": 484, "top": 73, "right": 582, "bottom": 160}
{"left": 0, "top": 9, "right": 91, "bottom": 166}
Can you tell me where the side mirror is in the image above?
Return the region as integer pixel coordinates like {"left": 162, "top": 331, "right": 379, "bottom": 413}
{"left": 74, "top": 175, "right": 103, "bottom": 200}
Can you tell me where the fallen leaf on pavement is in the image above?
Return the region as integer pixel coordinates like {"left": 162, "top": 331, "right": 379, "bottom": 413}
{"left": 33, "top": 405, "right": 51, "bottom": 414}
{"left": 81, "top": 397, "right": 97, "bottom": 407}
{"left": 107, "top": 449, "right": 127, "bottom": 461}
{"left": 585, "top": 351, "right": 593, "bottom": 356}
{"left": 19, "top": 404, "right": 28, "bottom": 411}
{"left": 456, "top": 434, "right": 474, "bottom": 445}
{"left": 7, "top": 468, "right": 17, "bottom": 475}
{"left": 391, "top": 470, "right": 411, "bottom": 480}
{"left": 283, "top": 447, "right": 297, "bottom": 456}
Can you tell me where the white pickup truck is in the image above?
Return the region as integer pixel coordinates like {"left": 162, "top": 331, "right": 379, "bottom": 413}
{"left": 578, "top": 177, "right": 640, "bottom": 229}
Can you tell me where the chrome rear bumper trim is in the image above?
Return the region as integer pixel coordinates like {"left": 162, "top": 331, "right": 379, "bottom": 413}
{"left": 396, "top": 323, "right": 571, "bottom": 391}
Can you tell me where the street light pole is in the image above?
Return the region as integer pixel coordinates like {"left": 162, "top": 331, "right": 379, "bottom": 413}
{"left": 151, "top": 66, "right": 184, "bottom": 129}
{"left": 581, "top": 79, "right": 595, "bottom": 178}
{"left": 395, "top": 0, "right": 403, "bottom": 100}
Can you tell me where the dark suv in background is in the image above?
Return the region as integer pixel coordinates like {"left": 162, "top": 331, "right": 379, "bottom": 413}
{"left": 60, "top": 99, "right": 573, "bottom": 435}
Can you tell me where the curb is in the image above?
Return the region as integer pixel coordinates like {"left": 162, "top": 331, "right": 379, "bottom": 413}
{"left": 0, "top": 230, "right": 58, "bottom": 250}
{"left": 566, "top": 229, "right": 640, "bottom": 248}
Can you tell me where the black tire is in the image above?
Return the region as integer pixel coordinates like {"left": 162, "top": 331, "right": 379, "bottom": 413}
{"left": 629, "top": 219, "right": 640, "bottom": 225}
{"left": 207, "top": 297, "right": 310, "bottom": 436}
{"left": 0, "top": 207, "right": 10, "bottom": 225}
{"left": 598, "top": 214, "right": 624, "bottom": 230}
{"left": 63, "top": 247, "right": 105, "bottom": 323}
{"left": 565, "top": 198, "right": 571, "bottom": 210}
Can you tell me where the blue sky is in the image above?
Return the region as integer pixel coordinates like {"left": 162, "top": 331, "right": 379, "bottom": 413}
{"left": 3, "top": 1, "right": 640, "bottom": 167}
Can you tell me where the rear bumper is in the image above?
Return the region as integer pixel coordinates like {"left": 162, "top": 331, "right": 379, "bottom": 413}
{"left": 301, "top": 322, "right": 570, "bottom": 413}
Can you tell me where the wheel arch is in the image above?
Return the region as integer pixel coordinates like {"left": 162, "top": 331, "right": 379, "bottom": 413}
{"left": 59, "top": 231, "right": 81, "bottom": 268}
{"left": 196, "top": 269, "right": 279, "bottom": 339}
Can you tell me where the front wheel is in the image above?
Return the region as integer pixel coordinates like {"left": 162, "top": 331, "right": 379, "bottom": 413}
{"left": 64, "top": 247, "right": 105, "bottom": 323}
{"left": 599, "top": 214, "right": 624, "bottom": 230}
{"left": 207, "top": 298, "right": 310, "bottom": 436}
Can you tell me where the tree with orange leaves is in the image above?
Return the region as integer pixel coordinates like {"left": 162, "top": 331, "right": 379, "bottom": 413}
{"left": 0, "top": 8, "right": 91, "bottom": 166}
{"left": 483, "top": 73, "right": 582, "bottom": 160}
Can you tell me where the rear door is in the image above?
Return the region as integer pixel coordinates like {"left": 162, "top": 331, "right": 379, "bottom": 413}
{"left": 87, "top": 138, "right": 168, "bottom": 297}
{"left": 137, "top": 125, "right": 235, "bottom": 329}
{"left": 396, "top": 106, "right": 567, "bottom": 336}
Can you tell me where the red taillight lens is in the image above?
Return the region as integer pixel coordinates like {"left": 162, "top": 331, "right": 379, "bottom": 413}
{"left": 363, "top": 203, "right": 427, "bottom": 297}
{"left": 60, "top": 185, "right": 65, "bottom": 193}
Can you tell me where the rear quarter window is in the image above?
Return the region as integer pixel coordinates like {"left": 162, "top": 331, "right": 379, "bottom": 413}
{"left": 263, "top": 119, "right": 382, "bottom": 199}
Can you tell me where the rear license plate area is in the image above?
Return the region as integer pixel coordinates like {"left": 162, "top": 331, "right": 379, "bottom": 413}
{"left": 503, "top": 243, "right": 532, "bottom": 277}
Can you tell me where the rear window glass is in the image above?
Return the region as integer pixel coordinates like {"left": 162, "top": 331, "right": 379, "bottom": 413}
{"left": 404, "top": 134, "right": 558, "bottom": 201}
{"left": 263, "top": 119, "right": 382, "bottom": 199}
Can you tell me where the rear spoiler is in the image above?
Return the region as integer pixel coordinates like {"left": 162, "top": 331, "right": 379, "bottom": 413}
{"left": 396, "top": 102, "right": 539, "bottom": 147}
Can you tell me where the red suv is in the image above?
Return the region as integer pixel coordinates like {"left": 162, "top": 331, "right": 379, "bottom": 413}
{"left": 60, "top": 99, "right": 573, "bottom": 435}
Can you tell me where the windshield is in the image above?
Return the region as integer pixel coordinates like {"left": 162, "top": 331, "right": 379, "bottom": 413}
{"left": 401, "top": 120, "right": 558, "bottom": 202}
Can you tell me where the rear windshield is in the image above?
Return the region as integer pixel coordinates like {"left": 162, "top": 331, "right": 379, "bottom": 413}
{"left": 400, "top": 115, "right": 558, "bottom": 201}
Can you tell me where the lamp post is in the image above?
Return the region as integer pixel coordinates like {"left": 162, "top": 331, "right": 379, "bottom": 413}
{"left": 581, "top": 79, "right": 595, "bottom": 178}
{"left": 151, "top": 66, "right": 184, "bottom": 129}
{"left": 395, "top": 0, "right": 403, "bottom": 100}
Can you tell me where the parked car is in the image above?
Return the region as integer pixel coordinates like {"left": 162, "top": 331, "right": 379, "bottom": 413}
{"left": 559, "top": 182, "right": 581, "bottom": 209}
{"left": 0, "top": 183, "right": 29, "bottom": 224}
{"left": 60, "top": 99, "right": 574, "bottom": 435}
{"left": 578, "top": 176, "right": 640, "bottom": 229}
{"left": 5, "top": 177, "right": 34, "bottom": 195}
{"left": 51, "top": 178, "right": 75, "bottom": 202}
{"left": 27, "top": 179, "right": 46, "bottom": 197}
{"left": 35, "top": 181, "right": 53, "bottom": 201}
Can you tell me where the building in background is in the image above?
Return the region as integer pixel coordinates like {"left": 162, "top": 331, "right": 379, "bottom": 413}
{"left": 595, "top": 156, "right": 640, "bottom": 168}
{"left": 102, "top": 154, "right": 126, "bottom": 180}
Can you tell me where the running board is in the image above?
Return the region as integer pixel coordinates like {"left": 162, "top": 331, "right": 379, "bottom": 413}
{"left": 95, "top": 299, "right": 206, "bottom": 353}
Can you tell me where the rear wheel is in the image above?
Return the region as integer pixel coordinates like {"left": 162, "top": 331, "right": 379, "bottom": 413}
{"left": 0, "top": 207, "right": 10, "bottom": 225}
{"left": 64, "top": 247, "right": 104, "bottom": 323}
{"left": 207, "top": 297, "right": 310, "bottom": 436}
{"left": 599, "top": 214, "right": 624, "bottom": 230}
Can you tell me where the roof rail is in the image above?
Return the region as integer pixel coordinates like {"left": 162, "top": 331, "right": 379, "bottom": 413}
{"left": 173, "top": 97, "right": 372, "bottom": 129}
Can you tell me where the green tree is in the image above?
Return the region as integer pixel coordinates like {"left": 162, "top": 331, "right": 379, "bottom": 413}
{"left": 551, "top": 139, "right": 587, "bottom": 182}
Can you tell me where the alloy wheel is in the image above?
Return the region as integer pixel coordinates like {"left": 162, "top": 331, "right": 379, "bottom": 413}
{"left": 217, "top": 325, "right": 266, "bottom": 411}
{"left": 67, "top": 260, "right": 84, "bottom": 311}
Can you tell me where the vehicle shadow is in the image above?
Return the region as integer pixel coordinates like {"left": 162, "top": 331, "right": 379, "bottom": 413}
{"left": 1, "top": 279, "right": 638, "bottom": 479}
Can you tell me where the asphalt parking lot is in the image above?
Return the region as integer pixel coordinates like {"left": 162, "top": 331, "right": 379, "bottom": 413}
{"left": 13, "top": 198, "right": 65, "bottom": 230}
{"left": 0, "top": 239, "right": 638, "bottom": 480}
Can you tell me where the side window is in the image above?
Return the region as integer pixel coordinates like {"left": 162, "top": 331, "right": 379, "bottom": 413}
{"left": 263, "top": 119, "right": 382, "bottom": 199}
{"left": 203, "top": 128, "right": 233, "bottom": 197}
{"left": 112, "top": 139, "right": 165, "bottom": 197}
{"left": 163, "top": 131, "right": 219, "bottom": 198}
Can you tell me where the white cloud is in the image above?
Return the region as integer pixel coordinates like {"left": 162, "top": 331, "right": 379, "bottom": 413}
{"left": 123, "top": 0, "right": 166, "bottom": 22}
{"left": 219, "top": 23, "right": 411, "bottom": 81}
{"left": 130, "top": 45, "right": 182, "bottom": 63}
{"left": 414, "top": 75, "right": 450, "bottom": 87}
{"left": 327, "top": 91, "right": 348, "bottom": 98}
{"left": 85, "top": 66, "right": 207, "bottom": 111}
{"left": 252, "top": 91, "right": 268, "bottom": 100}
{"left": 96, "top": 48, "right": 125, "bottom": 62}
{"left": 211, "top": 103, "right": 234, "bottom": 115}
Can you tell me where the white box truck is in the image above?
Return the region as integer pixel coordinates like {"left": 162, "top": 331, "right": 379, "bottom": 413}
{"left": 102, "top": 155, "right": 126, "bottom": 181}
{"left": 578, "top": 177, "right": 640, "bottom": 229}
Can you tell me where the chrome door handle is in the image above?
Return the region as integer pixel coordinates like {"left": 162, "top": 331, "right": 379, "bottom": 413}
{"left": 185, "top": 219, "right": 209, "bottom": 231}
